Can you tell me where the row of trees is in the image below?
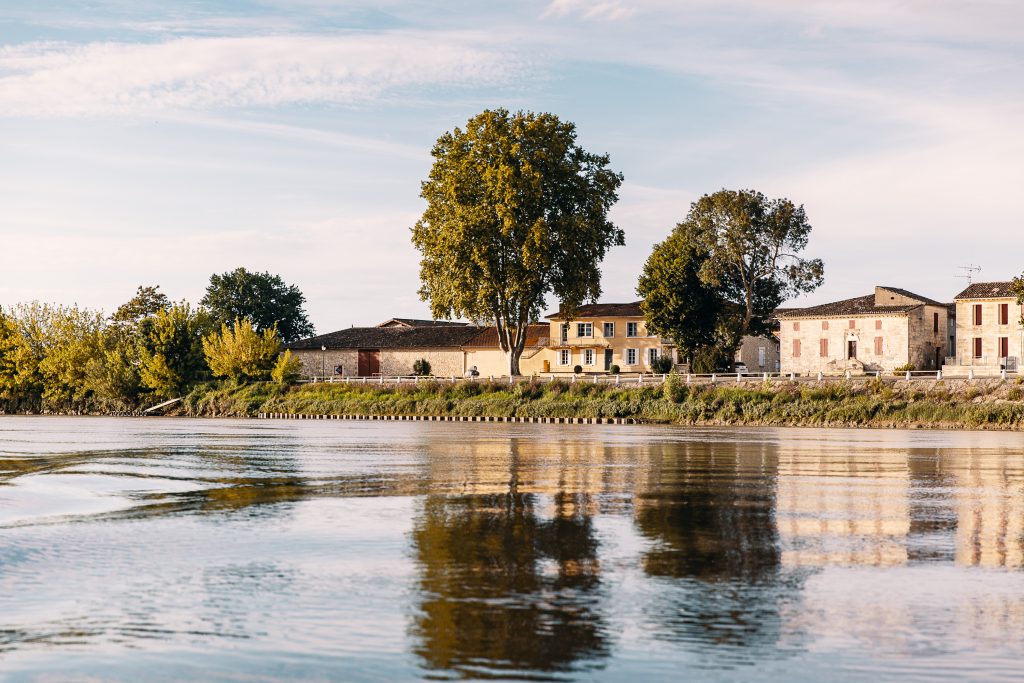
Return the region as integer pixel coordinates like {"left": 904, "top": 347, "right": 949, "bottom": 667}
{"left": 0, "top": 268, "right": 311, "bottom": 412}
{"left": 412, "top": 109, "right": 825, "bottom": 374}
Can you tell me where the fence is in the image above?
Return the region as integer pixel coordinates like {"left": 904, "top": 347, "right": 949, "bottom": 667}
{"left": 299, "top": 367, "right": 1019, "bottom": 387}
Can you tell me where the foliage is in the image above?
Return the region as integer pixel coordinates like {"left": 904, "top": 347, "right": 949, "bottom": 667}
{"left": 413, "top": 358, "right": 432, "bottom": 376}
{"left": 112, "top": 285, "right": 170, "bottom": 325}
{"left": 201, "top": 267, "right": 314, "bottom": 343}
{"left": 650, "top": 355, "right": 674, "bottom": 374}
{"left": 139, "top": 303, "right": 213, "bottom": 399}
{"left": 645, "top": 189, "right": 824, "bottom": 363}
{"left": 638, "top": 221, "right": 725, "bottom": 360}
{"left": 203, "top": 318, "right": 282, "bottom": 382}
{"left": 573, "top": 365, "right": 583, "bottom": 374}
{"left": 892, "top": 363, "right": 916, "bottom": 376}
{"left": 664, "top": 370, "right": 686, "bottom": 403}
{"left": 691, "top": 346, "right": 730, "bottom": 374}
{"left": 271, "top": 350, "right": 303, "bottom": 385}
{"left": 1014, "top": 275, "right": 1024, "bottom": 325}
{"left": 609, "top": 364, "right": 620, "bottom": 375}
{"left": 411, "top": 108, "right": 624, "bottom": 375}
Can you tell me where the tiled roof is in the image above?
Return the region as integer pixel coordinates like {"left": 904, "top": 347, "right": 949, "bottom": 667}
{"left": 287, "top": 325, "right": 482, "bottom": 350}
{"left": 463, "top": 324, "right": 549, "bottom": 348}
{"left": 954, "top": 281, "right": 1017, "bottom": 300}
{"left": 776, "top": 294, "right": 923, "bottom": 318}
{"left": 376, "top": 318, "right": 468, "bottom": 327}
{"left": 545, "top": 301, "right": 643, "bottom": 319}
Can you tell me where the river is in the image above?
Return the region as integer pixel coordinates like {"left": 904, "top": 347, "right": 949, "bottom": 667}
{"left": 1, "top": 417, "right": 1023, "bottom": 681}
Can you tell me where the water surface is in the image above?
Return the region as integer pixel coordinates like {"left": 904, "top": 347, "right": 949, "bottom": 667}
{"left": 1, "top": 417, "right": 1023, "bottom": 681}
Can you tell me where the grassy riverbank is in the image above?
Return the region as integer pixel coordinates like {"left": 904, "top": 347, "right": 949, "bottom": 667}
{"left": 178, "top": 376, "right": 1024, "bottom": 430}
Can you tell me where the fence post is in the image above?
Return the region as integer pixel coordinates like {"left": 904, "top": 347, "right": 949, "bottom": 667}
{"left": 936, "top": 370, "right": 941, "bottom": 380}
{"left": 686, "top": 373, "right": 691, "bottom": 384}
{"left": 638, "top": 373, "right": 643, "bottom": 385}
{"left": 764, "top": 372, "right": 768, "bottom": 381}
{"left": 711, "top": 373, "right": 716, "bottom": 384}
{"left": 736, "top": 373, "right": 741, "bottom": 384}
{"left": 969, "top": 369, "right": 974, "bottom": 380}
{"left": 817, "top": 372, "right": 822, "bottom": 381}
{"left": 789, "top": 372, "right": 795, "bottom": 381}
{"left": 615, "top": 374, "right": 620, "bottom": 386}
{"left": 845, "top": 370, "right": 851, "bottom": 380}
{"left": 905, "top": 370, "right": 911, "bottom": 381}
{"left": 594, "top": 374, "right": 599, "bottom": 384}
{"left": 1002, "top": 369, "right": 1008, "bottom": 380}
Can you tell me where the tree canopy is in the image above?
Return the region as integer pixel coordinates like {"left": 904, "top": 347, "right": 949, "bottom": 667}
{"left": 200, "top": 268, "right": 314, "bottom": 343}
{"left": 640, "top": 189, "right": 824, "bottom": 370}
{"left": 202, "top": 318, "right": 282, "bottom": 382}
{"left": 112, "top": 285, "right": 170, "bottom": 325}
{"left": 1013, "top": 275, "right": 1024, "bottom": 325}
{"left": 411, "top": 108, "right": 624, "bottom": 375}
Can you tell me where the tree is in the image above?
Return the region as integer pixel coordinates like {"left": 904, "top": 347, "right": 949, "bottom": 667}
{"left": 638, "top": 221, "right": 725, "bottom": 362}
{"left": 112, "top": 285, "right": 170, "bottom": 325}
{"left": 412, "top": 108, "right": 624, "bottom": 376}
{"left": 200, "top": 268, "right": 314, "bottom": 343}
{"left": 202, "top": 318, "right": 282, "bottom": 382}
{"left": 1013, "top": 275, "right": 1024, "bottom": 325}
{"left": 138, "top": 302, "right": 212, "bottom": 399}
{"left": 271, "top": 350, "right": 303, "bottom": 385}
{"left": 641, "top": 189, "right": 823, "bottom": 367}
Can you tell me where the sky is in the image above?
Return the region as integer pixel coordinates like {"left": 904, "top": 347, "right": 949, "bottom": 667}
{"left": 1, "top": 0, "right": 1022, "bottom": 332}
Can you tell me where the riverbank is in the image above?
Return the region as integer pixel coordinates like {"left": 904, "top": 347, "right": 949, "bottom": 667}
{"left": 175, "top": 376, "right": 1024, "bottom": 430}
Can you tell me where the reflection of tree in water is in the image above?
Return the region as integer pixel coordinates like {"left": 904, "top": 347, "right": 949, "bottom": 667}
{"left": 633, "top": 441, "right": 803, "bottom": 660}
{"left": 411, "top": 454, "right": 609, "bottom": 679}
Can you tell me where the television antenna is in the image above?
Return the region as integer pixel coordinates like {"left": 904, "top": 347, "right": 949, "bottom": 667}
{"left": 955, "top": 264, "right": 981, "bottom": 285}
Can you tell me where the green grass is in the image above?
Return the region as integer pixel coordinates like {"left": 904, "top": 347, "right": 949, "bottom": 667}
{"left": 174, "top": 377, "right": 1024, "bottom": 430}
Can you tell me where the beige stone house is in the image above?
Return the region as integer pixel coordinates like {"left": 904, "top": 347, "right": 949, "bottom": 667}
{"left": 544, "top": 302, "right": 677, "bottom": 374}
{"left": 778, "top": 286, "right": 951, "bottom": 375}
{"left": 287, "top": 323, "right": 481, "bottom": 378}
{"left": 946, "top": 281, "right": 1023, "bottom": 375}
{"left": 462, "top": 324, "right": 551, "bottom": 376}
{"left": 734, "top": 335, "right": 781, "bottom": 373}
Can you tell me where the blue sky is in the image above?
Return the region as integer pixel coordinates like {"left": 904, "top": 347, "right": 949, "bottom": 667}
{"left": 2, "top": 0, "right": 1022, "bottom": 331}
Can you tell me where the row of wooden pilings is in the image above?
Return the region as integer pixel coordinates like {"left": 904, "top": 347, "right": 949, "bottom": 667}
{"left": 258, "top": 412, "right": 636, "bottom": 425}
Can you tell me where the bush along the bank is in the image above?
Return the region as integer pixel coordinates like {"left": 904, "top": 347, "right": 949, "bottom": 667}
{"left": 179, "top": 376, "right": 1024, "bottom": 430}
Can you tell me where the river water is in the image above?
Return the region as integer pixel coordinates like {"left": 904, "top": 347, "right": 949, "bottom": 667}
{"left": 1, "top": 418, "right": 1023, "bottom": 681}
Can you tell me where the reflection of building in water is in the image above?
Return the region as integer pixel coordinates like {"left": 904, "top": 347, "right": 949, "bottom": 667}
{"left": 775, "top": 451, "right": 910, "bottom": 567}
{"left": 411, "top": 437, "right": 610, "bottom": 679}
{"left": 954, "top": 451, "right": 1024, "bottom": 568}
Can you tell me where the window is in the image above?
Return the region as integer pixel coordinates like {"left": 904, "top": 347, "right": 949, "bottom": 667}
{"left": 849, "top": 319, "right": 856, "bottom": 329}
{"left": 793, "top": 321, "right": 800, "bottom": 331}
{"left": 974, "top": 304, "right": 983, "bottom": 326}
{"left": 974, "top": 337, "right": 983, "bottom": 358}
{"left": 626, "top": 322, "right": 639, "bottom": 337}
{"left": 648, "top": 348, "right": 660, "bottom": 366}
{"left": 874, "top": 336, "right": 883, "bottom": 355}
{"left": 1000, "top": 337, "right": 1009, "bottom": 358}
{"left": 819, "top": 338, "right": 829, "bottom": 357}
{"left": 560, "top": 324, "right": 568, "bottom": 343}
{"left": 793, "top": 339, "right": 801, "bottom": 358}
{"left": 626, "top": 348, "right": 637, "bottom": 365}
{"left": 583, "top": 349, "right": 594, "bottom": 365}
{"left": 933, "top": 312, "right": 939, "bottom": 334}
{"left": 875, "top": 320, "right": 882, "bottom": 330}
{"left": 559, "top": 349, "right": 571, "bottom": 366}
{"left": 822, "top": 320, "right": 829, "bottom": 330}
{"left": 603, "top": 322, "right": 615, "bottom": 337}
{"left": 757, "top": 346, "right": 766, "bottom": 368}
{"left": 999, "top": 304, "right": 1009, "bottom": 326}
{"left": 576, "top": 322, "right": 593, "bottom": 338}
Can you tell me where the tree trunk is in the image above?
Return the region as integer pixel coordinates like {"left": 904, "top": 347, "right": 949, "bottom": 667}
{"left": 507, "top": 350, "right": 521, "bottom": 377}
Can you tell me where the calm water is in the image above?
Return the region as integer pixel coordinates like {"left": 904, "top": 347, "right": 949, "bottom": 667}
{"left": 2, "top": 419, "right": 1024, "bottom": 682}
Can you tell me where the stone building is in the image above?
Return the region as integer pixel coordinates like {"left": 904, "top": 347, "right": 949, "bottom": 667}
{"left": 945, "top": 281, "right": 1023, "bottom": 376}
{"left": 734, "top": 335, "right": 780, "bottom": 373}
{"left": 543, "top": 301, "right": 677, "bottom": 374}
{"left": 777, "top": 286, "right": 951, "bottom": 375}
{"left": 462, "top": 324, "right": 551, "bottom": 377}
{"left": 287, "top": 323, "right": 482, "bottom": 378}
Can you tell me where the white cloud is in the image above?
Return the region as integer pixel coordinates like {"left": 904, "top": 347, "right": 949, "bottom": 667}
{"left": 542, "top": 0, "right": 637, "bottom": 21}
{"left": 0, "top": 31, "right": 524, "bottom": 117}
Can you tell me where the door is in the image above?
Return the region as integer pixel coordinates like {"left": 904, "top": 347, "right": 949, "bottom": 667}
{"left": 357, "top": 349, "right": 380, "bottom": 376}
{"left": 935, "top": 347, "right": 942, "bottom": 370}
{"left": 847, "top": 340, "right": 857, "bottom": 359}
{"left": 604, "top": 349, "right": 613, "bottom": 371}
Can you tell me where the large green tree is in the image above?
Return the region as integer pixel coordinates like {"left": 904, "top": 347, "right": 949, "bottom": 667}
{"left": 412, "top": 109, "right": 624, "bottom": 375}
{"left": 200, "top": 268, "right": 314, "bottom": 343}
{"left": 642, "top": 189, "right": 823, "bottom": 368}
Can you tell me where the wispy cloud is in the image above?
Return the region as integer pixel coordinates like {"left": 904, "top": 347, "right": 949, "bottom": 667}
{"left": 541, "top": 0, "right": 637, "bottom": 22}
{"left": 0, "top": 31, "right": 525, "bottom": 117}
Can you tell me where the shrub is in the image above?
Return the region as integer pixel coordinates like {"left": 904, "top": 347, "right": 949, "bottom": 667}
{"left": 664, "top": 370, "right": 686, "bottom": 403}
{"left": 1008, "top": 387, "right": 1022, "bottom": 401}
{"left": 892, "top": 363, "right": 916, "bottom": 376}
{"left": 271, "top": 350, "right": 303, "bottom": 385}
{"left": 609, "top": 364, "right": 620, "bottom": 375}
{"left": 573, "top": 364, "right": 583, "bottom": 374}
{"left": 202, "top": 318, "right": 281, "bottom": 382}
{"left": 650, "top": 355, "right": 674, "bottom": 374}
{"left": 412, "top": 358, "right": 432, "bottom": 376}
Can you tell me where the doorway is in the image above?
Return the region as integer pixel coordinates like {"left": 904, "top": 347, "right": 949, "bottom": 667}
{"left": 604, "top": 349, "right": 613, "bottom": 371}
{"left": 935, "top": 347, "right": 942, "bottom": 370}
{"left": 357, "top": 349, "right": 380, "bottom": 376}
{"left": 847, "top": 340, "right": 857, "bottom": 359}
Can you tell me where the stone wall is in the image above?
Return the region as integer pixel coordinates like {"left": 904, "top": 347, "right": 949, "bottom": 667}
{"left": 779, "top": 314, "right": 912, "bottom": 375}
{"left": 907, "top": 304, "right": 950, "bottom": 371}
{"left": 953, "top": 297, "right": 1024, "bottom": 370}
{"left": 735, "top": 335, "right": 780, "bottom": 372}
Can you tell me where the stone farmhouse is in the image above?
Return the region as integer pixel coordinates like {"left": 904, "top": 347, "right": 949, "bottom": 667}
{"left": 777, "top": 286, "right": 952, "bottom": 375}
{"left": 945, "top": 282, "right": 1024, "bottom": 375}
{"left": 543, "top": 301, "right": 676, "bottom": 373}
